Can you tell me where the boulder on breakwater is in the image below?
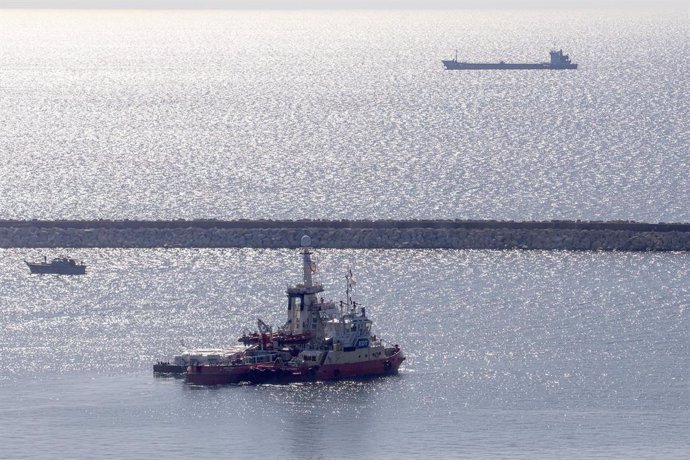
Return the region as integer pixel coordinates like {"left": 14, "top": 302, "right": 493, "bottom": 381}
{"left": 1, "top": 219, "right": 689, "bottom": 251}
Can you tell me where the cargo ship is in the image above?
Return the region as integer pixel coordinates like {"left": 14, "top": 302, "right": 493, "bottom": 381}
{"left": 443, "top": 49, "right": 577, "bottom": 70}
{"left": 184, "top": 236, "right": 405, "bottom": 385}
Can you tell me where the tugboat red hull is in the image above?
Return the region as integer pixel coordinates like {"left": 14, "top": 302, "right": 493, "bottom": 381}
{"left": 185, "top": 350, "right": 405, "bottom": 386}
{"left": 315, "top": 350, "right": 405, "bottom": 381}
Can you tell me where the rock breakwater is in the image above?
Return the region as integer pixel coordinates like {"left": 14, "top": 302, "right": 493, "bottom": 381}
{"left": 1, "top": 220, "right": 689, "bottom": 251}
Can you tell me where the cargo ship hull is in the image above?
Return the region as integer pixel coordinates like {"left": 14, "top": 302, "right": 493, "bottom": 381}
{"left": 442, "top": 61, "right": 577, "bottom": 70}
{"left": 442, "top": 49, "right": 577, "bottom": 70}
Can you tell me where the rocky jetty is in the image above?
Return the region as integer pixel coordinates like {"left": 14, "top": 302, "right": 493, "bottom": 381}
{"left": 1, "top": 220, "right": 689, "bottom": 251}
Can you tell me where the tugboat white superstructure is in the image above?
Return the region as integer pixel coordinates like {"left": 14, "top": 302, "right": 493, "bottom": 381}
{"left": 184, "top": 236, "right": 405, "bottom": 385}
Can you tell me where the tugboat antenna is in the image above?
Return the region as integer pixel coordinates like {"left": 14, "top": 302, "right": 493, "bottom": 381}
{"left": 345, "top": 267, "right": 357, "bottom": 313}
{"left": 346, "top": 268, "right": 351, "bottom": 309}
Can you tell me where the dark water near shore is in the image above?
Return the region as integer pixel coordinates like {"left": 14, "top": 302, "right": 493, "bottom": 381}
{"left": 0, "top": 248, "right": 688, "bottom": 458}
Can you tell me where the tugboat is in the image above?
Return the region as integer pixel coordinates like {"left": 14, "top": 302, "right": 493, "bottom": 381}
{"left": 25, "top": 256, "right": 86, "bottom": 275}
{"left": 443, "top": 49, "right": 577, "bottom": 70}
{"left": 185, "top": 236, "right": 405, "bottom": 385}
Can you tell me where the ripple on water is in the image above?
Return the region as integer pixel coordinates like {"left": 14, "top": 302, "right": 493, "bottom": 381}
{"left": 0, "top": 10, "right": 687, "bottom": 221}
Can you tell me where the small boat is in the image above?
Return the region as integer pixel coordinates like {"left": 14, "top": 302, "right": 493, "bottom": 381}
{"left": 25, "top": 256, "right": 86, "bottom": 275}
{"left": 184, "top": 235, "right": 405, "bottom": 385}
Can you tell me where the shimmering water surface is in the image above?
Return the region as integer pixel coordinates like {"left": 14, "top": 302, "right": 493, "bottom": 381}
{"left": 1, "top": 8, "right": 689, "bottom": 460}
{"left": 0, "top": 248, "right": 688, "bottom": 459}
{"left": 0, "top": 9, "right": 688, "bottom": 221}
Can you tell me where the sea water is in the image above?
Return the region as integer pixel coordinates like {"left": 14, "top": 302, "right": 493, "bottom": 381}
{"left": 0, "top": 8, "right": 687, "bottom": 222}
{"left": 0, "top": 8, "right": 688, "bottom": 459}
{"left": 0, "top": 248, "right": 688, "bottom": 459}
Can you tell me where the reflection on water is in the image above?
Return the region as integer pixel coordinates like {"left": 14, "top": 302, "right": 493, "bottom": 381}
{"left": 0, "top": 9, "right": 687, "bottom": 222}
{"left": 0, "top": 248, "right": 688, "bottom": 458}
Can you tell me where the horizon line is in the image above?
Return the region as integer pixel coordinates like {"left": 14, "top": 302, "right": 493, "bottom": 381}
{"left": 1, "top": 0, "right": 686, "bottom": 10}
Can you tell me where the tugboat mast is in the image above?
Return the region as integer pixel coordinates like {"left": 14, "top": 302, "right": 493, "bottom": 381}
{"left": 301, "top": 235, "right": 314, "bottom": 288}
{"left": 285, "top": 235, "right": 324, "bottom": 336}
{"left": 345, "top": 268, "right": 356, "bottom": 313}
